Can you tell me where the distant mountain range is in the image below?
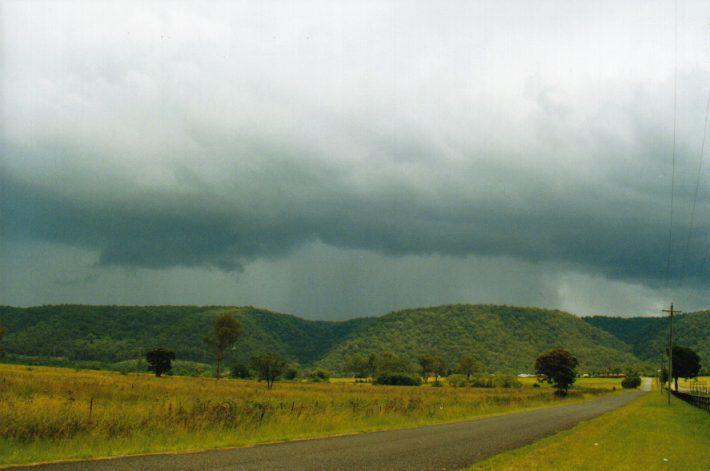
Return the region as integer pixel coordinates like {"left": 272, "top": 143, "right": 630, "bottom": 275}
{"left": 0, "top": 304, "right": 707, "bottom": 375}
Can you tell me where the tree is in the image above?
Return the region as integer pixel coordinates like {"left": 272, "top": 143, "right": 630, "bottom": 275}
{"left": 621, "top": 372, "right": 641, "bottom": 389}
{"left": 374, "top": 351, "right": 413, "bottom": 376}
{"left": 0, "top": 322, "right": 5, "bottom": 358}
{"left": 229, "top": 362, "right": 251, "bottom": 379}
{"left": 457, "top": 355, "right": 482, "bottom": 380}
{"left": 204, "top": 313, "right": 241, "bottom": 379}
{"left": 251, "top": 352, "right": 287, "bottom": 389}
{"left": 146, "top": 348, "right": 176, "bottom": 377}
{"left": 432, "top": 356, "right": 447, "bottom": 383}
{"left": 307, "top": 367, "right": 331, "bottom": 382}
{"left": 670, "top": 346, "right": 701, "bottom": 391}
{"left": 535, "top": 348, "right": 578, "bottom": 395}
{"left": 418, "top": 355, "right": 435, "bottom": 383}
{"left": 345, "top": 354, "right": 370, "bottom": 379}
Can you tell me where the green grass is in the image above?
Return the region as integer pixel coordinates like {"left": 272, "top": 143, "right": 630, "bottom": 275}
{"left": 469, "top": 391, "right": 710, "bottom": 470}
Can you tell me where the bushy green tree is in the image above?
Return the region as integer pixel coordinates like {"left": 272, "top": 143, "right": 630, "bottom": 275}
{"left": 373, "top": 351, "right": 413, "bottom": 376}
{"left": 621, "top": 372, "right": 641, "bottom": 389}
{"left": 373, "top": 373, "right": 421, "bottom": 386}
{"left": 457, "top": 355, "right": 482, "bottom": 380}
{"left": 432, "top": 356, "right": 447, "bottom": 383}
{"left": 283, "top": 364, "right": 299, "bottom": 380}
{"left": 146, "top": 348, "right": 175, "bottom": 377}
{"left": 0, "top": 321, "right": 5, "bottom": 358}
{"left": 418, "top": 355, "right": 435, "bottom": 383}
{"left": 251, "top": 352, "right": 287, "bottom": 389}
{"left": 307, "top": 367, "right": 331, "bottom": 382}
{"left": 670, "top": 346, "right": 701, "bottom": 391}
{"left": 204, "top": 313, "right": 241, "bottom": 379}
{"left": 229, "top": 362, "right": 251, "bottom": 379}
{"left": 345, "top": 354, "right": 370, "bottom": 379}
{"left": 535, "top": 348, "right": 578, "bottom": 395}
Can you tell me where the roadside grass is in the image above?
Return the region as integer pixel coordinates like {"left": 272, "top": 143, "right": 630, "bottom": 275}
{"left": 0, "top": 364, "right": 619, "bottom": 466}
{"left": 469, "top": 390, "right": 710, "bottom": 470}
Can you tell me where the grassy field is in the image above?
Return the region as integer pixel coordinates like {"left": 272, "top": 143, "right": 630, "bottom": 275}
{"left": 0, "top": 365, "right": 622, "bottom": 466}
{"left": 470, "top": 387, "right": 710, "bottom": 470}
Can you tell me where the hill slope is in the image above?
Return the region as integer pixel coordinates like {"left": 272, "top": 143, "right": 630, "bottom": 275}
{"left": 584, "top": 311, "right": 710, "bottom": 373}
{"left": 316, "top": 305, "right": 643, "bottom": 373}
{"left": 0, "top": 305, "right": 373, "bottom": 369}
{"left": 0, "top": 304, "right": 670, "bottom": 374}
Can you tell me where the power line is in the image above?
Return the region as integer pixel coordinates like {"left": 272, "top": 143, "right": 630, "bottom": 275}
{"left": 664, "top": 0, "right": 679, "bottom": 294}
{"left": 679, "top": 87, "right": 710, "bottom": 281}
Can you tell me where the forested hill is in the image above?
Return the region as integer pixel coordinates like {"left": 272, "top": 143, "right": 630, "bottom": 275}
{"left": 3, "top": 304, "right": 707, "bottom": 374}
{"left": 584, "top": 311, "right": 710, "bottom": 369}
{"left": 0, "top": 305, "right": 374, "bottom": 369}
{"left": 315, "top": 305, "right": 642, "bottom": 373}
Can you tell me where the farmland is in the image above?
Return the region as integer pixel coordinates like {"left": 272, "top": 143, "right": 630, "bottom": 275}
{"left": 0, "top": 364, "right": 621, "bottom": 466}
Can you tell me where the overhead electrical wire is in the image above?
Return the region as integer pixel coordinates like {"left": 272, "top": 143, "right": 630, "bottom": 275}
{"left": 663, "top": 0, "right": 678, "bottom": 297}
{"left": 679, "top": 87, "right": 710, "bottom": 282}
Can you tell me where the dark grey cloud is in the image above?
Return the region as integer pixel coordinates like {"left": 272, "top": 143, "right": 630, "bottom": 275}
{"left": 2, "top": 0, "right": 710, "bottom": 317}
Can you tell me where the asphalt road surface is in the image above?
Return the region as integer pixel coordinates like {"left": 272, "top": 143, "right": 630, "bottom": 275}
{"left": 10, "top": 390, "right": 645, "bottom": 471}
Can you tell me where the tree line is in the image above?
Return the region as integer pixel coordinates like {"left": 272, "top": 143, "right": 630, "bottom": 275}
{"left": 1, "top": 314, "right": 700, "bottom": 393}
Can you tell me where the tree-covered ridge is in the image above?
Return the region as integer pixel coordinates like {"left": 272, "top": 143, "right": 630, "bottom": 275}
{"left": 3, "top": 304, "right": 707, "bottom": 374}
{"left": 316, "top": 305, "right": 642, "bottom": 373}
{"left": 584, "top": 311, "right": 710, "bottom": 372}
{"left": 0, "top": 305, "right": 373, "bottom": 369}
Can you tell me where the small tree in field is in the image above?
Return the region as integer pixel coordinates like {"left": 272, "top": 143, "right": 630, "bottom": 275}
{"left": 621, "top": 372, "right": 641, "bottom": 389}
{"left": 0, "top": 322, "right": 5, "bottom": 358}
{"left": 432, "top": 356, "right": 447, "bottom": 383}
{"left": 229, "top": 362, "right": 251, "bottom": 379}
{"left": 418, "top": 355, "right": 435, "bottom": 383}
{"left": 204, "top": 313, "right": 241, "bottom": 379}
{"left": 251, "top": 352, "right": 287, "bottom": 389}
{"left": 345, "top": 354, "right": 370, "bottom": 379}
{"left": 457, "top": 355, "right": 481, "bottom": 381}
{"left": 146, "top": 348, "right": 175, "bottom": 377}
{"left": 535, "top": 348, "right": 578, "bottom": 395}
{"left": 670, "top": 346, "right": 701, "bottom": 391}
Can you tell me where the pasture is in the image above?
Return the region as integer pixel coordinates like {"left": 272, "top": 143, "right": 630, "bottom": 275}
{"left": 0, "top": 364, "right": 622, "bottom": 466}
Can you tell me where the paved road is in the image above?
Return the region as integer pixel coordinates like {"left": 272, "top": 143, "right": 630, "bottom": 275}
{"left": 10, "top": 391, "right": 644, "bottom": 471}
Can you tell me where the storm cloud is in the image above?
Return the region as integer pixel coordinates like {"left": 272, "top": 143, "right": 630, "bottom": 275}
{"left": 2, "top": 1, "right": 710, "bottom": 317}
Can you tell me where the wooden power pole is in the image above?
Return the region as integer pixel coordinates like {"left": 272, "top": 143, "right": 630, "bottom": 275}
{"left": 663, "top": 303, "right": 681, "bottom": 405}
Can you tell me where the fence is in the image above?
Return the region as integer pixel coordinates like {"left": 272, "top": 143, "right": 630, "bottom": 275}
{"left": 672, "top": 390, "right": 710, "bottom": 412}
{"left": 688, "top": 381, "right": 708, "bottom": 397}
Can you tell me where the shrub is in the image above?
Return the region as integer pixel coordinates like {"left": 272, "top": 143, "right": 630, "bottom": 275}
{"left": 307, "top": 368, "right": 331, "bottom": 382}
{"left": 373, "top": 373, "right": 422, "bottom": 386}
{"left": 621, "top": 374, "right": 641, "bottom": 389}
{"left": 431, "top": 380, "right": 443, "bottom": 387}
{"left": 229, "top": 362, "right": 251, "bottom": 379}
{"left": 495, "top": 375, "right": 523, "bottom": 389}
{"left": 470, "top": 374, "right": 496, "bottom": 388}
{"left": 447, "top": 374, "right": 469, "bottom": 388}
{"left": 283, "top": 365, "right": 299, "bottom": 380}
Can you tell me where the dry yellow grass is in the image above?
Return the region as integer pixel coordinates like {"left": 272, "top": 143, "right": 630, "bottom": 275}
{"left": 0, "top": 364, "right": 618, "bottom": 466}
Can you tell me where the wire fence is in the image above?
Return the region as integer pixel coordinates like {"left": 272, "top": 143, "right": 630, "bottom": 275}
{"left": 672, "top": 389, "right": 710, "bottom": 412}
{"left": 688, "top": 381, "right": 708, "bottom": 397}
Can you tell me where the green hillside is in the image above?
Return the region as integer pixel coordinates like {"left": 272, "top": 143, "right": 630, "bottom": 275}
{"left": 315, "top": 305, "right": 643, "bottom": 374}
{"left": 584, "top": 311, "right": 710, "bottom": 373}
{"left": 5, "top": 304, "right": 700, "bottom": 375}
{"left": 0, "top": 305, "right": 373, "bottom": 370}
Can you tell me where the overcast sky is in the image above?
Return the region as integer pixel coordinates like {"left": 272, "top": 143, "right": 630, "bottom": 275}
{"left": 2, "top": 0, "right": 710, "bottom": 320}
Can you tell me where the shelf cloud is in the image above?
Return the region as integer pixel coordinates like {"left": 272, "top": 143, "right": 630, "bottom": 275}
{"left": 2, "top": 1, "right": 710, "bottom": 317}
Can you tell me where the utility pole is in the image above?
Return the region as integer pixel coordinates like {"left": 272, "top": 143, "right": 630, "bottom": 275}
{"left": 663, "top": 303, "right": 681, "bottom": 405}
